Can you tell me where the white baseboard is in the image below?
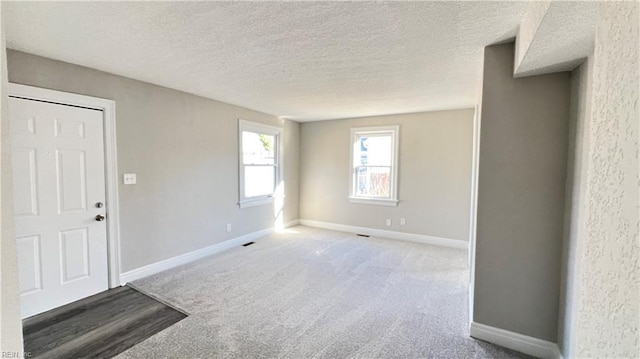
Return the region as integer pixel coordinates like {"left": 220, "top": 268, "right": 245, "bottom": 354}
{"left": 470, "top": 322, "right": 563, "bottom": 359}
{"left": 120, "top": 227, "right": 275, "bottom": 284}
{"left": 298, "top": 219, "right": 468, "bottom": 249}
{"left": 282, "top": 219, "right": 299, "bottom": 228}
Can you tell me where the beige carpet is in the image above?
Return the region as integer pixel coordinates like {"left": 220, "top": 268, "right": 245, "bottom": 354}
{"left": 117, "top": 226, "right": 531, "bottom": 359}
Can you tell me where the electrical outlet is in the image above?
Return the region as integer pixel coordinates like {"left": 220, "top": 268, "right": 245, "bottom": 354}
{"left": 226, "top": 224, "right": 232, "bottom": 233}
{"left": 400, "top": 218, "right": 406, "bottom": 226}
{"left": 385, "top": 219, "right": 392, "bottom": 227}
{"left": 123, "top": 173, "right": 136, "bottom": 185}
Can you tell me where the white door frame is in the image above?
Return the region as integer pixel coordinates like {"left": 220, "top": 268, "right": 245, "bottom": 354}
{"left": 8, "top": 83, "right": 121, "bottom": 288}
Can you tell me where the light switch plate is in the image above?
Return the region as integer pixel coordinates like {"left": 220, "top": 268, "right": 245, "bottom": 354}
{"left": 123, "top": 173, "right": 137, "bottom": 185}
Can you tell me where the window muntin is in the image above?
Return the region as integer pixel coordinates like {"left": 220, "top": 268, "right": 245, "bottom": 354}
{"left": 350, "top": 126, "right": 399, "bottom": 206}
{"left": 239, "top": 120, "right": 282, "bottom": 208}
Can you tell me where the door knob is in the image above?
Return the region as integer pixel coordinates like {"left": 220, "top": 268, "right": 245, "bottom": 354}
{"left": 95, "top": 214, "right": 106, "bottom": 222}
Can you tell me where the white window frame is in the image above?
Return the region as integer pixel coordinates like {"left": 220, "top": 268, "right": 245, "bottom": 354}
{"left": 238, "top": 119, "right": 283, "bottom": 208}
{"left": 349, "top": 125, "right": 399, "bottom": 206}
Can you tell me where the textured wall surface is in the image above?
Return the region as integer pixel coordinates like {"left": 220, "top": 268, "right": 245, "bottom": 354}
{"left": 300, "top": 109, "right": 474, "bottom": 241}
{"left": 0, "top": 7, "right": 24, "bottom": 352}
{"left": 574, "top": 2, "right": 639, "bottom": 357}
{"left": 515, "top": 0, "right": 550, "bottom": 70}
{"left": 474, "top": 42, "right": 570, "bottom": 342}
{"left": 7, "top": 50, "right": 300, "bottom": 273}
{"left": 558, "top": 57, "right": 593, "bottom": 359}
{"left": 514, "top": 1, "right": 599, "bottom": 77}
{"left": 3, "top": 2, "right": 528, "bottom": 121}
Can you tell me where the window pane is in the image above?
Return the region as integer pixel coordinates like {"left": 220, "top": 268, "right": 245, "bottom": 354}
{"left": 356, "top": 166, "right": 391, "bottom": 198}
{"left": 355, "top": 134, "right": 392, "bottom": 166}
{"left": 242, "top": 131, "right": 275, "bottom": 165}
{"left": 244, "top": 165, "right": 275, "bottom": 198}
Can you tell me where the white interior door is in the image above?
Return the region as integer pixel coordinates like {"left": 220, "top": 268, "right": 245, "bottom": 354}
{"left": 10, "top": 96, "right": 109, "bottom": 318}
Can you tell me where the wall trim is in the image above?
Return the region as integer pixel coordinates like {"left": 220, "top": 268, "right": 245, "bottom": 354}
{"left": 282, "top": 219, "right": 299, "bottom": 228}
{"left": 299, "top": 219, "right": 468, "bottom": 249}
{"left": 470, "top": 322, "right": 563, "bottom": 359}
{"left": 8, "top": 83, "right": 123, "bottom": 289}
{"left": 121, "top": 228, "right": 273, "bottom": 284}
{"left": 468, "top": 104, "right": 481, "bottom": 325}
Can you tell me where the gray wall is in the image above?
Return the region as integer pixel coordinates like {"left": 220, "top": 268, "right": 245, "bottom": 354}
{"left": 300, "top": 110, "right": 474, "bottom": 241}
{"left": 473, "top": 42, "right": 569, "bottom": 341}
{"left": 1, "top": 17, "right": 24, "bottom": 352}
{"left": 7, "top": 50, "right": 300, "bottom": 273}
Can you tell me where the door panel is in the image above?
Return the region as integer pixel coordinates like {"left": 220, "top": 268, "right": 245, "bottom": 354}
{"left": 10, "top": 97, "right": 109, "bottom": 318}
{"left": 16, "top": 235, "right": 42, "bottom": 295}
{"left": 12, "top": 116, "right": 36, "bottom": 135}
{"left": 54, "top": 118, "right": 86, "bottom": 139}
{"left": 56, "top": 149, "right": 88, "bottom": 213}
{"left": 59, "top": 227, "right": 90, "bottom": 283}
{"left": 12, "top": 148, "right": 39, "bottom": 217}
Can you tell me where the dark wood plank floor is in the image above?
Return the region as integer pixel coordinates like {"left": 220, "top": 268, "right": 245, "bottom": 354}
{"left": 23, "top": 285, "right": 187, "bottom": 359}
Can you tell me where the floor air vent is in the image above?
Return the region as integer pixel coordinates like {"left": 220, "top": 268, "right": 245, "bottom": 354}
{"left": 242, "top": 242, "right": 255, "bottom": 247}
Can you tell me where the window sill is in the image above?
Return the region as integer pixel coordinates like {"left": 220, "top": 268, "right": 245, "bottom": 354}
{"left": 349, "top": 197, "right": 399, "bottom": 207}
{"left": 239, "top": 196, "right": 274, "bottom": 209}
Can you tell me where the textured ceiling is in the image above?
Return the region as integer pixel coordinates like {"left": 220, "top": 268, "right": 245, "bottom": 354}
{"left": 4, "top": 2, "right": 528, "bottom": 121}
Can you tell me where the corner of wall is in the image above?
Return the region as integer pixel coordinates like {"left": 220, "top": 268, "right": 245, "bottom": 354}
{"left": 0, "top": 4, "right": 25, "bottom": 352}
{"left": 474, "top": 40, "right": 570, "bottom": 343}
{"left": 556, "top": 55, "right": 593, "bottom": 359}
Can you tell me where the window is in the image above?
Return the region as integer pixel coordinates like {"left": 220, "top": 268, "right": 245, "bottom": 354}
{"left": 239, "top": 119, "right": 282, "bottom": 208}
{"left": 350, "top": 126, "right": 399, "bottom": 206}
